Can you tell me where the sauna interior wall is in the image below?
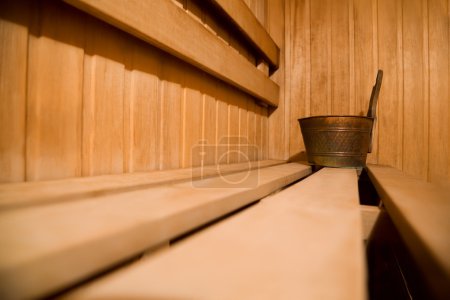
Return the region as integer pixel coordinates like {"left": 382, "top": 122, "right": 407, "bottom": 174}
{"left": 0, "top": 0, "right": 272, "bottom": 183}
{"left": 284, "top": 0, "right": 450, "bottom": 183}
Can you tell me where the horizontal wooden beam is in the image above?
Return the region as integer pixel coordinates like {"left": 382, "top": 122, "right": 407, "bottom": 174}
{"left": 63, "top": 168, "right": 365, "bottom": 299}
{"left": 367, "top": 165, "right": 450, "bottom": 299}
{"left": 64, "top": 0, "right": 279, "bottom": 106}
{"left": 210, "top": 0, "right": 279, "bottom": 68}
{"left": 0, "top": 163, "right": 310, "bottom": 299}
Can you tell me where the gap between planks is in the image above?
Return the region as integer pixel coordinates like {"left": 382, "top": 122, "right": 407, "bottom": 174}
{"left": 0, "top": 162, "right": 311, "bottom": 299}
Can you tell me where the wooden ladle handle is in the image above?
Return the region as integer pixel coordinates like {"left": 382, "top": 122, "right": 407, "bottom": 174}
{"left": 367, "top": 70, "right": 383, "bottom": 119}
{"left": 367, "top": 70, "right": 383, "bottom": 153}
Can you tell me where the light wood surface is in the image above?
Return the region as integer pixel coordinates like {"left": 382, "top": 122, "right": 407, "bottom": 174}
{"left": 63, "top": 167, "right": 364, "bottom": 300}
{"left": 0, "top": 0, "right": 272, "bottom": 183}
{"left": 0, "top": 163, "right": 310, "bottom": 299}
{"left": 377, "top": 0, "right": 403, "bottom": 169}
{"left": 367, "top": 164, "right": 450, "bottom": 299}
{"left": 283, "top": 0, "right": 449, "bottom": 182}
{"left": 64, "top": 0, "right": 279, "bottom": 106}
{"left": 0, "top": 1, "right": 28, "bottom": 182}
{"left": 267, "top": 0, "right": 289, "bottom": 160}
{"left": 360, "top": 205, "right": 380, "bottom": 242}
{"left": 428, "top": 0, "right": 449, "bottom": 183}
{"left": 211, "top": 0, "right": 279, "bottom": 68}
{"left": 26, "top": 0, "right": 84, "bottom": 181}
{"left": 331, "top": 0, "right": 350, "bottom": 115}
{"left": 0, "top": 160, "right": 284, "bottom": 209}
{"left": 82, "top": 18, "right": 126, "bottom": 176}
{"left": 402, "top": 0, "right": 428, "bottom": 180}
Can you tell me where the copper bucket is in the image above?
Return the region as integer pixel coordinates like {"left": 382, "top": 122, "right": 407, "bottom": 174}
{"left": 298, "top": 70, "right": 383, "bottom": 168}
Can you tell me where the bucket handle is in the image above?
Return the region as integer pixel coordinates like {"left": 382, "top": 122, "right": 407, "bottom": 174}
{"left": 367, "top": 70, "right": 383, "bottom": 153}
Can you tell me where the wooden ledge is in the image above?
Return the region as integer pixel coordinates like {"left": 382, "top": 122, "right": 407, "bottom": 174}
{"left": 63, "top": 168, "right": 365, "bottom": 299}
{"left": 64, "top": 0, "right": 280, "bottom": 106}
{"left": 0, "top": 160, "right": 284, "bottom": 210}
{"left": 367, "top": 165, "right": 450, "bottom": 299}
{"left": 210, "top": 0, "right": 280, "bottom": 68}
{"left": 0, "top": 163, "right": 310, "bottom": 299}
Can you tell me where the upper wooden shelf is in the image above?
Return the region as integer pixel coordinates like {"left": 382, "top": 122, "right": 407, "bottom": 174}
{"left": 64, "top": 0, "right": 280, "bottom": 106}
{"left": 210, "top": 0, "right": 280, "bottom": 69}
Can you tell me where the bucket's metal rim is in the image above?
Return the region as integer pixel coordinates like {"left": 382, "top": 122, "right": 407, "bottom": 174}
{"left": 298, "top": 115, "right": 374, "bottom": 121}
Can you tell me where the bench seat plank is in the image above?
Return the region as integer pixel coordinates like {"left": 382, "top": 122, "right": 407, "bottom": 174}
{"left": 0, "top": 163, "right": 310, "bottom": 299}
{"left": 64, "top": 168, "right": 365, "bottom": 300}
{"left": 0, "top": 160, "right": 284, "bottom": 209}
{"left": 367, "top": 165, "right": 450, "bottom": 299}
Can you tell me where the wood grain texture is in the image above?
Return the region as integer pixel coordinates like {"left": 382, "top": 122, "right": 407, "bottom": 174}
{"left": 0, "top": 163, "right": 310, "bottom": 299}
{"left": 126, "top": 43, "right": 162, "bottom": 172}
{"left": 351, "top": 0, "right": 376, "bottom": 162}
{"left": 377, "top": 0, "right": 402, "bottom": 168}
{"left": 402, "top": 0, "right": 427, "bottom": 179}
{"left": 247, "top": 100, "right": 257, "bottom": 161}
{"left": 202, "top": 85, "right": 217, "bottom": 166}
{"left": 0, "top": 0, "right": 29, "bottom": 182}
{"left": 62, "top": 168, "right": 363, "bottom": 300}
{"left": 82, "top": 20, "right": 126, "bottom": 176}
{"left": 310, "top": 0, "right": 331, "bottom": 116}
{"left": 26, "top": 0, "right": 84, "bottom": 181}
{"left": 159, "top": 54, "right": 184, "bottom": 170}
{"left": 288, "top": 0, "right": 310, "bottom": 159}
{"left": 428, "top": 0, "right": 449, "bottom": 182}
{"left": 331, "top": 0, "right": 350, "bottom": 115}
{"left": 182, "top": 71, "right": 203, "bottom": 168}
{"left": 211, "top": 0, "right": 279, "bottom": 67}
{"left": 0, "top": 160, "right": 285, "bottom": 209}
{"left": 0, "top": 0, "right": 272, "bottom": 183}
{"left": 226, "top": 90, "right": 241, "bottom": 164}
{"left": 285, "top": 0, "right": 449, "bottom": 182}
{"left": 367, "top": 165, "right": 450, "bottom": 299}
{"left": 64, "top": 0, "right": 280, "bottom": 106}
{"left": 267, "top": 0, "right": 288, "bottom": 160}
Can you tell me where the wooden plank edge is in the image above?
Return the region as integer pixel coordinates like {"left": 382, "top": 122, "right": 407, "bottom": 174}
{"left": 0, "top": 163, "right": 311, "bottom": 299}
{"left": 0, "top": 160, "right": 286, "bottom": 210}
{"left": 62, "top": 167, "right": 364, "bottom": 300}
{"left": 63, "top": 0, "right": 279, "bottom": 106}
{"left": 210, "top": 0, "right": 280, "bottom": 68}
{"left": 366, "top": 165, "right": 450, "bottom": 299}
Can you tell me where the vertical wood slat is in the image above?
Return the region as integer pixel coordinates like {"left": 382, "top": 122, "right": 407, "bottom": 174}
{"left": 310, "top": 0, "right": 331, "bottom": 116}
{"left": 238, "top": 98, "right": 249, "bottom": 163}
{"left": 428, "top": 0, "right": 449, "bottom": 182}
{"left": 402, "top": 0, "right": 427, "bottom": 179}
{"left": 182, "top": 71, "right": 203, "bottom": 168}
{"left": 82, "top": 20, "right": 126, "bottom": 176}
{"left": 288, "top": 0, "right": 310, "bottom": 159}
{"left": 331, "top": 0, "right": 350, "bottom": 115}
{"left": 27, "top": 0, "right": 84, "bottom": 181}
{"left": 126, "top": 43, "right": 161, "bottom": 172}
{"left": 377, "top": 0, "right": 402, "bottom": 168}
{"left": 267, "top": 0, "right": 287, "bottom": 160}
{"left": 0, "top": 0, "right": 29, "bottom": 182}
{"left": 227, "top": 89, "right": 240, "bottom": 164}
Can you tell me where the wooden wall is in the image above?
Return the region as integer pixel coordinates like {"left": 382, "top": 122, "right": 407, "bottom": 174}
{"left": 3, "top": 0, "right": 448, "bottom": 184}
{"left": 285, "top": 0, "right": 450, "bottom": 183}
{"left": 0, "top": 0, "right": 270, "bottom": 183}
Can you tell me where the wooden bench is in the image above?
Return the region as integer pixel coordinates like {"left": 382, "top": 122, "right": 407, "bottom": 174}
{"left": 367, "top": 165, "right": 450, "bottom": 299}
{"left": 62, "top": 168, "right": 365, "bottom": 299}
{"left": 0, "top": 162, "right": 311, "bottom": 299}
